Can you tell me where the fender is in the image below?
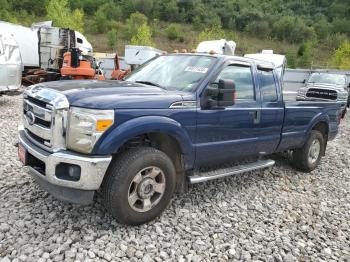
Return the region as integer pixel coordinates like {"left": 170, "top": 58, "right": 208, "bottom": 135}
{"left": 92, "top": 115, "right": 195, "bottom": 168}
{"left": 303, "top": 111, "right": 330, "bottom": 144}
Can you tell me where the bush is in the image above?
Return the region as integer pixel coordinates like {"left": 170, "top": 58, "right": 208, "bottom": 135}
{"left": 196, "top": 24, "right": 227, "bottom": 44}
{"left": 99, "top": 2, "right": 122, "bottom": 20}
{"left": 125, "top": 12, "right": 148, "bottom": 40}
{"left": 332, "top": 18, "right": 350, "bottom": 36}
{"left": 297, "top": 42, "right": 313, "bottom": 68}
{"left": 95, "top": 8, "right": 108, "bottom": 33}
{"left": 273, "top": 16, "right": 315, "bottom": 43}
{"left": 331, "top": 42, "right": 350, "bottom": 70}
{"left": 245, "top": 20, "right": 271, "bottom": 38}
{"left": 166, "top": 24, "right": 182, "bottom": 41}
{"left": 286, "top": 52, "right": 297, "bottom": 69}
{"left": 325, "top": 33, "right": 348, "bottom": 50}
{"left": 130, "top": 23, "right": 154, "bottom": 46}
{"left": 107, "top": 29, "right": 117, "bottom": 51}
{"left": 313, "top": 19, "right": 331, "bottom": 40}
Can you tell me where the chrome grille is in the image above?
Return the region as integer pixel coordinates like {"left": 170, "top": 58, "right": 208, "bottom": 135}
{"left": 22, "top": 84, "right": 69, "bottom": 152}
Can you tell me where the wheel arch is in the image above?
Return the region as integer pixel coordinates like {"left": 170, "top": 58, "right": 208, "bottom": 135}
{"left": 93, "top": 116, "right": 195, "bottom": 170}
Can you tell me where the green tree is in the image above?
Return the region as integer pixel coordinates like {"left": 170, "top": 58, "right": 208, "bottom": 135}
{"left": 273, "top": 16, "right": 315, "bottom": 43}
{"left": 325, "top": 33, "right": 348, "bottom": 50}
{"left": 107, "top": 29, "right": 117, "bottom": 51}
{"left": 286, "top": 52, "right": 297, "bottom": 69}
{"left": 95, "top": 8, "right": 108, "bottom": 33}
{"left": 313, "top": 18, "right": 331, "bottom": 40}
{"left": 331, "top": 42, "right": 350, "bottom": 70}
{"left": 196, "top": 24, "right": 227, "bottom": 44}
{"left": 245, "top": 20, "right": 271, "bottom": 38}
{"left": 125, "top": 12, "right": 148, "bottom": 40}
{"left": 97, "top": 2, "right": 122, "bottom": 20}
{"left": 297, "top": 42, "right": 313, "bottom": 68}
{"left": 130, "top": 23, "right": 154, "bottom": 46}
{"left": 166, "top": 24, "right": 182, "bottom": 41}
{"left": 46, "top": 0, "right": 84, "bottom": 32}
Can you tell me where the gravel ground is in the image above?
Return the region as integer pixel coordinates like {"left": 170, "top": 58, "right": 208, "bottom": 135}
{"left": 0, "top": 94, "right": 349, "bottom": 262}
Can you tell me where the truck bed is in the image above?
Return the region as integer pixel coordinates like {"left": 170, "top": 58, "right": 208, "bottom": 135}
{"left": 277, "top": 100, "right": 342, "bottom": 152}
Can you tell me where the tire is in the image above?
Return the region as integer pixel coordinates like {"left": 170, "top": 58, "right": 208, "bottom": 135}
{"left": 101, "top": 147, "right": 176, "bottom": 225}
{"left": 291, "top": 130, "right": 325, "bottom": 172}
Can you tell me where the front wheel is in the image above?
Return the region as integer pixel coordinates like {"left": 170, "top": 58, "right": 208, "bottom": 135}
{"left": 291, "top": 130, "right": 325, "bottom": 172}
{"left": 101, "top": 147, "right": 176, "bottom": 225}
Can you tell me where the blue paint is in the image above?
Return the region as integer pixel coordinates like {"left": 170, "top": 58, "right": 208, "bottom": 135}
{"left": 50, "top": 54, "right": 342, "bottom": 169}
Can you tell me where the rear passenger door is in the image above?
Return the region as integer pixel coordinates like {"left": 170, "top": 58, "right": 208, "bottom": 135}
{"left": 258, "top": 68, "right": 284, "bottom": 153}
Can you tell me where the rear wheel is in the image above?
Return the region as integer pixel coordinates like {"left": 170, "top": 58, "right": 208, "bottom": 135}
{"left": 102, "top": 147, "right": 176, "bottom": 225}
{"left": 291, "top": 130, "right": 325, "bottom": 172}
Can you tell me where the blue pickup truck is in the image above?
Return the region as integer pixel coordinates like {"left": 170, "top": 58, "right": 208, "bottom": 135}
{"left": 18, "top": 53, "right": 343, "bottom": 225}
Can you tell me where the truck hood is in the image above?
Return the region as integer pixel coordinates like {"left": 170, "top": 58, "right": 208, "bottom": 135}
{"left": 38, "top": 80, "right": 188, "bottom": 109}
{"left": 306, "top": 82, "right": 346, "bottom": 91}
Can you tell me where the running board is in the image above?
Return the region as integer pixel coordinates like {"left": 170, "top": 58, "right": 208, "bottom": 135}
{"left": 188, "top": 159, "right": 275, "bottom": 184}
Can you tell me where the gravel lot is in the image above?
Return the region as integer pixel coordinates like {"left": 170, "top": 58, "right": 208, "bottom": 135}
{"left": 0, "top": 94, "right": 349, "bottom": 262}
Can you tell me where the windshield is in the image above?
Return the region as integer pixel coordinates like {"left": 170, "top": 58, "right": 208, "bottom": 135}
{"left": 308, "top": 73, "right": 346, "bottom": 86}
{"left": 125, "top": 55, "right": 216, "bottom": 91}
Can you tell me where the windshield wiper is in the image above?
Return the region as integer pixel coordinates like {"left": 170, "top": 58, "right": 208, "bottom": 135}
{"left": 135, "top": 81, "right": 166, "bottom": 89}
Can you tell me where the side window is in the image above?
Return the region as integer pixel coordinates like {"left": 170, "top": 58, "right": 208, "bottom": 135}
{"left": 259, "top": 70, "right": 278, "bottom": 102}
{"left": 77, "top": 38, "right": 83, "bottom": 44}
{"left": 213, "top": 65, "right": 255, "bottom": 100}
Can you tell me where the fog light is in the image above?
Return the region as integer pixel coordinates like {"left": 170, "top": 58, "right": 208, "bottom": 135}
{"left": 56, "top": 163, "right": 81, "bottom": 182}
{"left": 68, "top": 165, "right": 81, "bottom": 180}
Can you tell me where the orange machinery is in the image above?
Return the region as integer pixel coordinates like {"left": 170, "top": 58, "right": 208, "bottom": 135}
{"left": 61, "top": 48, "right": 105, "bottom": 80}
{"left": 110, "top": 53, "right": 130, "bottom": 80}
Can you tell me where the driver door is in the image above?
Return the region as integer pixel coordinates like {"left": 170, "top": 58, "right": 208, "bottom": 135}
{"left": 195, "top": 62, "right": 262, "bottom": 167}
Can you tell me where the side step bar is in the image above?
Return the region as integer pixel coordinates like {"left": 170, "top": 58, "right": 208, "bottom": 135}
{"left": 188, "top": 159, "right": 275, "bottom": 184}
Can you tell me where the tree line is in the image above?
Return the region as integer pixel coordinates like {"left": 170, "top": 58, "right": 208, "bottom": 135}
{"left": 0, "top": 0, "right": 349, "bottom": 68}
{"left": 2, "top": 0, "right": 350, "bottom": 44}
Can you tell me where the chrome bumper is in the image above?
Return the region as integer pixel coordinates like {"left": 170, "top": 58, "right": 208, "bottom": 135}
{"left": 18, "top": 129, "right": 112, "bottom": 191}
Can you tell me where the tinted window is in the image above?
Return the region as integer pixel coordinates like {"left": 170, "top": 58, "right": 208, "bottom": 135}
{"left": 259, "top": 70, "right": 277, "bottom": 102}
{"left": 214, "top": 65, "right": 255, "bottom": 100}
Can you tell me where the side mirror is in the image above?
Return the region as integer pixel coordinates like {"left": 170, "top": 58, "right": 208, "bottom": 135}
{"left": 302, "top": 79, "right": 306, "bottom": 84}
{"left": 203, "top": 79, "right": 236, "bottom": 108}
{"left": 347, "top": 82, "right": 350, "bottom": 88}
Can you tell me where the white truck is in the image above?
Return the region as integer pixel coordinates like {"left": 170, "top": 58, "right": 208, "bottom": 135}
{"left": 0, "top": 21, "right": 92, "bottom": 95}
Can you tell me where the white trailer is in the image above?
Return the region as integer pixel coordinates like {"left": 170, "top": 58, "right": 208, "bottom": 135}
{"left": 0, "top": 21, "right": 93, "bottom": 94}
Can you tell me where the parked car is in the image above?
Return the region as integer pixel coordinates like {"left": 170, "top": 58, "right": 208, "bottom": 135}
{"left": 296, "top": 72, "right": 349, "bottom": 113}
{"left": 18, "top": 53, "right": 344, "bottom": 225}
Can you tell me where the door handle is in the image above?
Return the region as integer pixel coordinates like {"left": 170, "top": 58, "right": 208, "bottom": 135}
{"left": 249, "top": 110, "right": 261, "bottom": 124}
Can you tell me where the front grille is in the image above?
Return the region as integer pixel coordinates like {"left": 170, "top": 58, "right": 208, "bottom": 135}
{"left": 26, "top": 96, "right": 49, "bottom": 108}
{"left": 306, "top": 88, "right": 338, "bottom": 100}
{"left": 23, "top": 97, "right": 53, "bottom": 148}
{"left": 25, "top": 129, "right": 50, "bottom": 145}
{"left": 22, "top": 85, "right": 69, "bottom": 152}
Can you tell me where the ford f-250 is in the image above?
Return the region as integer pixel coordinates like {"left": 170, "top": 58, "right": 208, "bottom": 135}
{"left": 18, "top": 54, "right": 344, "bottom": 225}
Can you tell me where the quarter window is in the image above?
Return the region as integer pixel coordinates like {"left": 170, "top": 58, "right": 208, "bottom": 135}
{"left": 259, "top": 70, "right": 278, "bottom": 102}
{"left": 213, "top": 65, "right": 255, "bottom": 100}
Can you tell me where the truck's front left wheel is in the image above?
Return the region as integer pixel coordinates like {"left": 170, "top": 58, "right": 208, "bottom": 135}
{"left": 102, "top": 147, "right": 176, "bottom": 225}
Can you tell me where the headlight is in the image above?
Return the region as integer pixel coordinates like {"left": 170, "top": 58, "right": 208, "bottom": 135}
{"left": 67, "top": 107, "right": 114, "bottom": 153}
{"left": 338, "top": 92, "right": 348, "bottom": 100}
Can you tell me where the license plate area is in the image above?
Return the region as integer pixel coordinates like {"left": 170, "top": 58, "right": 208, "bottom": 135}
{"left": 18, "top": 143, "right": 27, "bottom": 165}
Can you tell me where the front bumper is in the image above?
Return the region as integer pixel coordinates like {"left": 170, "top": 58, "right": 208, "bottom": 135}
{"left": 18, "top": 129, "right": 112, "bottom": 204}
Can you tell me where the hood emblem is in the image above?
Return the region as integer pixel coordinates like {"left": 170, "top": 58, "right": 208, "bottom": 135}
{"left": 26, "top": 111, "right": 36, "bottom": 125}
